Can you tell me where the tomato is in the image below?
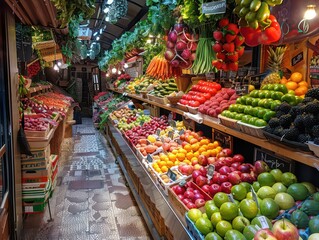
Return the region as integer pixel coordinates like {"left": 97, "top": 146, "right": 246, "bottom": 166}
{"left": 183, "top": 94, "right": 192, "bottom": 100}
{"left": 198, "top": 80, "right": 207, "bottom": 86}
{"left": 206, "top": 88, "right": 218, "bottom": 95}
{"left": 197, "top": 96, "right": 207, "bottom": 104}
{"left": 189, "top": 100, "right": 200, "bottom": 107}
{"left": 213, "top": 83, "right": 222, "bottom": 91}
{"left": 179, "top": 99, "right": 189, "bottom": 105}
{"left": 202, "top": 92, "right": 212, "bottom": 99}
{"left": 191, "top": 85, "right": 199, "bottom": 91}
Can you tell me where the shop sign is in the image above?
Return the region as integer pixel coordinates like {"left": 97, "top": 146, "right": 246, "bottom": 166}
{"left": 202, "top": 0, "right": 226, "bottom": 15}
{"left": 291, "top": 52, "right": 303, "bottom": 66}
{"left": 254, "top": 148, "right": 294, "bottom": 172}
{"left": 212, "top": 129, "right": 233, "bottom": 150}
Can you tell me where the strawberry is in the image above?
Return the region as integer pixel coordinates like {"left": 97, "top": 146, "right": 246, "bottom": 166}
{"left": 213, "top": 30, "right": 223, "bottom": 41}
{"left": 236, "top": 46, "right": 245, "bottom": 57}
{"left": 234, "top": 35, "right": 245, "bottom": 46}
{"left": 227, "top": 52, "right": 239, "bottom": 62}
{"left": 212, "top": 59, "right": 223, "bottom": 69}
{"left": 217, "top": 52, "right": 226, "bottom": 61}
{"left": 228, "top": 62, "right": 239, "bottom": 72}
{"left": 223, "top": 42, "right": 235, "bottom": 53}
{"left": 225, "top": 34, "right": 237, "bottom": 43}
{"left": 221, "top": 62, "right": 229, "bottom": 71}
{"left": 219, "top": 18, "right": 229, "bottom": 28}
{"left": 212, "top": 42, "right": 223, "bottom": 53}
{"left": 227, "top": 23, "right": 239, "bottom": 35}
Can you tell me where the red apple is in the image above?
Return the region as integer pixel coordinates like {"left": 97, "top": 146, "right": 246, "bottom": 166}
{"left": 221, "top": 181, "right": 232, "bottom": 194}
{"left": 192, "top": 170, "right": 203, "bottom": 180}
{"left": 207, "top": 157, "right": 217, "bottom": 164}
{"left": 213, "top": 172, "right": 220, "bottom": 183}
{"left": 219, "top": 166, "right": 231, "bottom": 175}
{"left": 177, "top": 194, "right": 184, "bottom": 200}
{"left": 214, "top": 160, "right": 226, "bottom": 171}
{"left": 218, "top": 174, "right": 228, "bottom": 183}
{"left": 184, "top": 191, "right": 195, "bottom": 201}
{"left": 224, "top": 157, "right": 234, "bottom": 166}
{"left": 217, "top": 148, "right": 233, "bottom": 157}
{"left": 182, "top": 198, "right": 191, "bottom": 205}
{"left": 199, "top": 166, "right": 208, "bottom": 176}
{"left": 254, "top": 160, "right": 270, "bottom": 175}
{"left": 228, "top": 171, "right": 241, "bottom": 185}
{"left": 241, "top": 173, "right": 254, "bottom": 183}
{"left": 254, "top": 229, "right": 277, "bottom": 240}
{"left": 209, "top": 184, "right": 221, "bottom": 197}
{"left": 238, "top": 164, "right": 251, "bottom": 173}
{"left": 201, "top": 184, "right": 211, "bottom": 195}
{"left": 186, "top": 202, "right": 197, "bottom": 209}
{"left": 272, "top": 218, "right": 299, "bottom": 240}
{"left": 196, "top": 175, "right": 208, "bottom": 187}
{"left": 233, "top": 154, "right": 245, "bottom": 163}
{"left": 198, "top": 155, "right": 208, "bottom": 166}
{"left": 195, "top": 198, "right": 205, "bottom": 208}
{"left": 194, "top": 192, "right": 205, "bottom": 200}
{"left": 192, "top": 159, "right": 199, "bottom": 166}
{"left": 179, "top": 164, "right": 194, "bottom": 176}
{"left": 231, "top": 162, "right": 241, "bottom": 169}
{"left": 172, "top": 185, "right": 186, "bottom": 195}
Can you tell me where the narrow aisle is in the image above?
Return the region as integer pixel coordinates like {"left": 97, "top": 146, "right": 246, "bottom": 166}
{"left": 22, "top": 118, "right": 151, "bottom": 240}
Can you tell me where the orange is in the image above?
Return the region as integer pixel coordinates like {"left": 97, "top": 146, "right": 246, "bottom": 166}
{"left": 174, "top": 160, "right": 180, "bottom": 165}
{"left": 184, "top": 144, "right": 192, "bottom": 152}
{"left": 298, "top": 81, "right": 308, "bottom": 88}
{"left": 154, "top": 167, "right": 161, "bottom": 173}
{"left": 294, "top": 86, "right": 308, "bottom": 96}
{"left": 172, "top": 149, "right": 179, "bottom": 154}
{"left": 189, "top": 138, "right": 199, "bottom": 144}
{"left": 201, "top": 151, "right": 210, "bottom": 157}
{"left": 207, "top": 143, "right": 215, "bottom": 150}
{"left": 198, "top": 146, "right": 207, "bottom": 154}
{"left": 186, "top": 135, "right": 194, "bottom": 143}
{"left": 213, "top": 141, "right": 219, "bottom": 148}
{"left": 178, "top": 148, "right": 187, "bottom": 154}
{"left": 161, "top": 166, "right": 168, "bottom": 172}
{"left": 199, "top": 139, "right": 210, "bottom": 146}
{"left": 285, "top": 81, "right": 298, "bottom": 90}
{"left": 290, "top": 72, "right": 303, "bottom": 83}
{"left": 210, "top": 149, "right": 218, "bottom": 157}
{"left": 176, "top": 153, "right": 186, "bottom": 161}
{"left": 158, "top": 161, "right": 167, "bottom": 168}
{"left": 183, "top": 159, "right": 191, "bottom": 165}
{"left": 186, "top": 152, "right": 194, "bottom": 160}
{"left": 193, "top": 151, "right": 200, "bottom": 158}
{"left": 280, "top": 77, "right": 288, "bottom": 84}
{"left": 216, "top": 146, "right": 223, "bottom": 153}
{"left": 160, "top": 154, "right": 167, "bottom": 161}
{"left": 166, "top": 161, "right": 174, "bottom": 168}
{"left": 168, "top": 153, "right": 176, "bottom": 162}
{"left": 191, "top": 143, "right": 200, "bottom": 152}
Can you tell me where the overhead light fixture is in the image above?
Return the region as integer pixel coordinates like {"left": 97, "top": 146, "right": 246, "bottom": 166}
{"left": 53, "top": 63, "right": 59, "bottom": 71}
{"left": 107, "top": 0, "right": 114, "bottom": 4}
{"left": 304, "top": 5, "right": 316, "bottom": 20}
{"left": 106, "top": 73, "right": 110, "bottom": 77}
{"left": 124, "top": 63, "right": 129, "bottom": 68}
{"left": 103, "top": 7, "right": 109, "bottom": 13}
{"left": 111, "top": 67, "right": 117, "bottom": 73}
{"left": 118, "top": 70, "right": 122, "bottom": 75}
{"left": 96, "top": 36, "right": 100, "bottom": 40}
{"left": 57, "top": 61, "right": 62, "bottom": 67}
{"left": 105, "top": 16, "right": 110, "bottom": 22}
{"left": 99, "top": 29, "right": 103, "bottom": 34}
{"left": 93, "top": 32, "right": 98, "bottom": 36}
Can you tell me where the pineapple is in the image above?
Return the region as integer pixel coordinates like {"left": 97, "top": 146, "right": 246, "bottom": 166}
{"left": 261, "top": 46, "right": 287, "bottom": 87}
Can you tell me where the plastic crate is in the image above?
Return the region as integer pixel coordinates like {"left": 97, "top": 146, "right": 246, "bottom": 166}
{"left": 238, "top": 121, "right": 266, "bottom": 138}
{"left": 23, "top": 201, "right": 47, "bottom": 214}
{"left": 185, "top": 213, "right": 204, "bottom": 240}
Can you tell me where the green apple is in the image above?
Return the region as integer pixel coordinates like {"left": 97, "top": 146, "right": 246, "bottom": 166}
{"left": 239, "top": 199, "right": 258, "bottom": 219}
{"left": 251, "top": 98, "right": 260, "bottom": 107}
{"left": 231, "top": 185, "right": 247, "bottom": 201}
{"left": 220, "top": 202, "right": 238, "bottom": 221}
{"left": 260, "top": 198, "right": 280, "bottom": 220}
{"left": 216, "top": 220, "right": 233, "bottom": 238}
{"left": 204, "top": 232, "right": 223, "bottom": 240}
{"left": 281, "top": 172, "right": 297, "bottom": 187}
{"left": 272, "top": 182, "right": 287, "bottom": 193}
{"left": 205, "top": 202, "right": 220, "bottom": 219}
{"left": 245, "top": 97, "right": 254, "bottom": 106}
{"left": 263, "top": 110, "right": 276, "bottom": 122}
{"left": 253, "top": 181, "right": 261, "bottom": 192}
{"left": 257, "top": 186, "right": 277, "bottom": 199}
{"left": 270, "top": 169, "right": 283, "bottom": 182}
{"left": 214, "top": 192, "right": 229, "bottom": 208}
{"left": 188, "top": 209, "right": 202, "bottom": 222}
{"left": 243, "top": 225, "right": 259, "bottom": 239}
{"left": 270, "top": 100, "right": 282, "bottom": 110}
{"left": 258, "top": 172, "right": 276, "bottom": 187}
{"left": 232, "top": 216, "right": 250, "bottom": 232}
{"left": 271, "top": 91, "right": 284, "bottom": 100}
{"left": 239, "top": 182, "right": 251, "bottom": 193}
{"left": 211, "top": 212, "right": 222, "bottom": 227}
{"left": 224, "top": 229, "right": 246, "bottom": 240}
{"left": 195, "top": 217, "right": 213, "bottom": 235}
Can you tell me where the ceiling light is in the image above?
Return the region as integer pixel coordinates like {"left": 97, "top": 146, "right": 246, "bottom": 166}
{"left": 304, "top": 5, "right": 317, "bottom": 20}
{"left": 57, "top": 61, "right": 62, "bottom": 67}
{"left": 146, "top": 39, "right": 152, "bottom": 44}
{"left": 105, "top": 16, "right": 110, "bottom": 22}
{"left": 106, "top": 73, "right": 110, "bottom": 77}
{"left": 99, "top": 29, "right": 103, "bottom": 34}
{"left": 124, "top": 63, "right": 129, "bottom": 68}
{"left": 53, "top": 64, "right": 59, "bottom": 71}
{"left": 93, "top": 32, "right": 98, "bottom": 36}
{"left": 96, "top": 36, "right": 100, "bottom": 40}
{"left": 118, "top": 70, "right": 122, "bottom": 75}
{"left": 103, "top": 7, "right": 109, "bottom": 13}
{"left": 111, "top": 67, "right": 117, "bottom": 73}
{"left": 107, "top": 0, "right": 114, "bottom": 4}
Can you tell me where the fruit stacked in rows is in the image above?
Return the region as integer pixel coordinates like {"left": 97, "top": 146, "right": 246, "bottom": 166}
{"left": 135, "top": 138, "right": 163, "bottom": 157}
{"left": 281, "top": 72, "right": 309, "bottom": 97}
{"left": 117, "top": 113, "right": 151, "bottom": 132}
{"left": 264, "top": 88, "right": 319, "bottom": 143}
{"left": 179, "top": 80, "right": 222, "bottom": 108}
{"left": 199, "top": 88, "right": 238, "bottom": 118}
{"left": 212, "top": 18, "right": 245, "bottom": 72}
{"left": 148, "top": 78, "right": 178, "bottom": 97}
{"left": 125, "top": 75, "right": 159, "bottom": 94}
{"left": 221, "top": 83, "right": 303, "bottom": 127}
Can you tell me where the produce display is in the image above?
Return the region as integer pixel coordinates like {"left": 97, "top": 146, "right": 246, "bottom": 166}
{"left": 125, "top": 75, "right": 159, "bottom": 94}
{"left": 148, "top": 78, "right": 178, "bottom": 98}
{"left": 212, "top": 18, "right": 245, "bottom": 72}
{"left": 113, "top": 73, "right": 131, "bottom": 89}
{"left": 27, "top": 60, "right": 41, "bottom": 78}
{"left": 281, "top": 72, "right": 309, "bottom": 97}
{"left": 199, "top": 88, "right": 238, "bottom": 118}
{"left": 179, "top": 80, "right": 222, "bottom": 108}
{"left": 221, "top": 83, "right": 303, "bottom": 127}
{"left": 146, "top": 54, "right": 175, "bottom": 80}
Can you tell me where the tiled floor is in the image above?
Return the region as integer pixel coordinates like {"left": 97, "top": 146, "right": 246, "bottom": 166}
{"left": 22, "top": 118, "right": 151, "bottom": 240}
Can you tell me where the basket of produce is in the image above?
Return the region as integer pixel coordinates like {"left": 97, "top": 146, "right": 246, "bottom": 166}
{"left": 167, "top": 91, "right": 184, "bottom": 105}
{"left": 218, "top": 114, "right": 240, "bottom": 130}
{"left": 238, "top": 121, "right": 266, "bottom": 138}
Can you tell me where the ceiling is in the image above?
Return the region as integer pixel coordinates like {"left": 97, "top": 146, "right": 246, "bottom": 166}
{"left": 4, "top": 0, "right": 148, "bottom": 52}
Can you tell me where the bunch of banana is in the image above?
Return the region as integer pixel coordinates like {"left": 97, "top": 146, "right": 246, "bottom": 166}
{"left": 234, "top": 0, "right": 283, "bottom": 29}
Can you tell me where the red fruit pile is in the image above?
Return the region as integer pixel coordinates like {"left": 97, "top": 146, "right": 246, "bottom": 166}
{"left": 27, "top": 60, "right": 41, "bottom": 78}
{"left": 211, "top": 18, "right": 245, "bottom": 72}
{"left": 179, "top": 80, "right": 222, "bottom": 108}
{"left": 198, "top": 88, "right": 238, "bottom": 118}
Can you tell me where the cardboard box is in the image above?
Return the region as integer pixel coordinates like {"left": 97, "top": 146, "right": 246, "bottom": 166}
{"left": 21, "top": 144, "right": 51, "bottom": 161}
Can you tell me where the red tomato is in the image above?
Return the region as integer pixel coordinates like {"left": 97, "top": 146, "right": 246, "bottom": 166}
{"left": 203, "top": 92, "right": 212, "bottom": 99}
{"left": 191, "top": 85, "right": 199, "bottom": 91}
{"left": 198, "top": 80, "right": 207, "bottom": 86}
{"left": 179, "top": 99, "right": 188, "bottom": 105}
{"left": 213, "top": 83, "right": 222, "bottom": 91}
{"left": 189, "top": 100, "right": 200, "bottom": 107}
{"left": 183, "top": 94, "right": 192, "bottom": 100}
{"left": 197, "top": 96, "right": 207, "bottom": 104}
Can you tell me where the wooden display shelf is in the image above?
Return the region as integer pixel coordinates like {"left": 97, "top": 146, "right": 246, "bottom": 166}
{"left": 106, "top": 88, "right": 319, "bottom": 169}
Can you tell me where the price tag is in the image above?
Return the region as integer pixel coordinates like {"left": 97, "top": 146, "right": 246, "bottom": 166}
{"left": 179, "top": 129, "right": 185, "bottom": 135}
{"left": 207, "top": 164, "right": 215, "bottom": 180}
{"left": 167, "top": 168, "right": 177, "bottom": 181}
{"left": 257, "top": 216, "right": 270, "bottom": 229}
{"left": 161, "top": 137, "right": 165, "bottom": 143}
{"left": 113, "top": 120, "right": 119, "bottom": 125}
{"left": 140, "top": 121, "right": 144, "bottom": 126}
{"left": 147, "top": 154, "right": 153, "bottom": 163}
{"left": 251, "top": 186, "right": 260, "bottom": 209}
{"left": 168, "top": 113, "right": 173, "bottom": 121}
{"left": 169, "top": 120, "right": 176, "bottom": 127}
{"left": 168, "top": 131, "right": 174, "bottom": 139}
{"left": 179, "top": 180, "right": 187, "bottom": 187}
{"left": 156, "top": 129, "right": 161, "bottom": 136}
{"left": 122, "top": 92, "right": 128, "bottom": 96}
{"left": 176, "top": 139, "right": 183, "bottom": 145}
{"left": 228, "top": 194, "right": 235, "bottom": 203}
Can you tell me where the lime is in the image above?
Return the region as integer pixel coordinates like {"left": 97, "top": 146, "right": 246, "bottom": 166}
{"left": 216, "top": 220, "right": 233, "bottom": 237}
{"left": 195, "top": 217, "right": 213, "bottom": 235}
{"left": 274, "top": 192, "right": 295, "bottom": 210}
{"left": 281, "top": 172, "right": 297, "bottom": 187}
{"left": 204, "top": 232, "right": 223, "bottom": 240}
{"left": 257, "top": 172, "right": 276, "bottom": 187}
{"left": 270, "top": 169, "right": 283, "bottom": 182}
{"left": 239, "top": 199, "right": 258, "bottom": 219}
{"left": 232, "top": 216, "right": 250, "bottom": 232}
{"left": 272, "top": 182, "right": 287, "bottom": 193}
{"left": 260, "top": 198, "right": 280, "bottom": 219}
{"left": 224, "top": 229, "right": 246, "bottom": 240}
{"left": 239, "top": 182, "right": 251, "bottom": 193}
{"left": 214, "top": 192, "right": 229, "bottom": 208}
{"left": 231, "top": 185, "right": 247, "bottom": 201}
{"left": 287, "top": 183, "right": 310, "bottom": 201}
{"left": 220, "top": 202, "right": 239, "bottom": 221}
{"left": 301, "top": 182, "right": 317, "bottom": 194}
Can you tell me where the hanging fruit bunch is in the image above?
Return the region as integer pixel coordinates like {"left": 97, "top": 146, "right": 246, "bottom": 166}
{"left": 211, "top": 18, "right": 245, "bottom": 72}
{"left": 234, "top": 0, "right": 283, "bottom": 46}
{"left": 164, "top": 23, "right": 198, "bottom": 69}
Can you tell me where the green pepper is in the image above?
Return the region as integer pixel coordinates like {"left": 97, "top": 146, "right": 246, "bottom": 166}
{"left": 281, "top": 94, "right": 297, "bottom": 106}
{"left": 259, "top": 19, "right": 272, "bottom": 29}
{"left": 250, "top": 0, "right": 262, "bottom": 12}
{"left": 249, "top": 20, "right": 259, "bottom": 29}
{"left": 245, "top": 11, "right": 257, "bottom": 22}
{"left": 239, "top": 7, "right": 250, "bottom": 18}
{"left": 233, "top": 5, "right": 242, "bottom": 15}
{"left": 256, "top": 2, "right": 270, "bottom": 22}
{"left": 240, "top": 0, "right": 253, "bottom": 7}
{"left": 265, "top": 0, "right": 283, "bottom": 6}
